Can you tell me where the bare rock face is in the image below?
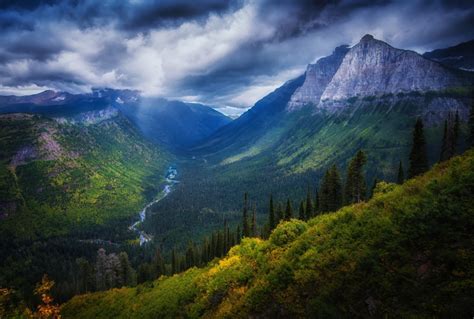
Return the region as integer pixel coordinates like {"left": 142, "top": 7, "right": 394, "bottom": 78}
{"left": 287, "top": 45, "right": 349, "bottom": 110}
{"left": 320, "top": 34, "right": 467, "bottom": 102}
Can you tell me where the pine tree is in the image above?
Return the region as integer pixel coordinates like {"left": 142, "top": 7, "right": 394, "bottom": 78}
{"left": 284, "top": 199, "right": 293, "bottom": 220}
{"left": 276, "top": 203, "right": 283, "bottom": 222}
{"left": 440, "top": 119, "right": 450, "bottom": 162}
{"left": 251, "top": 203, "right": 257, "bottom": 237}
{"left": 242, "top": 193, "right": 250, "bottom": 237}
{"left": 397, "top": 160, "right": 404, "bottom": 184}
{"left": 223, "top": 219, "right": 228, "bottom": 253}
{"left": 370, "top": 178, "right": 378, "bottom": 198}
{"left": 344, "top": 150, "right": 368, "bottom": 204}
{"left": 236, "top": 225, "right": 241, "bottom": 244}
{"left": 268, "top": 194, "right": 275, "bottom": 230}
{"left": 171, "top": 248, "right": 178, "bottom": 274}
{"left": 408, "top": 118, "right": 429, "bottom": 178}
{"left": 305, "top": 188, "right": 313, "bottom": 220}
{"left": 453, "top": 110, "right": 460, "bottom": 155}
{"left": 314, "top": 188, "right": 320, "bottom": 214}
{"left": 469, "top": 101, "right": 474, "bottom": 148}
{"left": 320, "top": 165, "right": 343, "bottom": 212}
{"left": 118, "top": 252, "right": 136, "bottom": 287}
{"left": 299, "top": 201, "right": 305, "bottom": 220}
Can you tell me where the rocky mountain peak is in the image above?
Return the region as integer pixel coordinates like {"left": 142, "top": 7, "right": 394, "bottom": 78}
{"left": 319, "top": 35, "right": 468, "bottom": 102}
{"left": 287, "top": 44, "right": 349, "bottom": 110}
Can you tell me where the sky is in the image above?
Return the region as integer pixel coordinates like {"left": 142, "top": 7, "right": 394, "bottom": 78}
{"left": 0, "top": 0, "right": 473, "bottom": 116}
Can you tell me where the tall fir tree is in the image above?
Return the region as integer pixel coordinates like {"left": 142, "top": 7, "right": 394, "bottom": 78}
{"left": 454, "top": 110, "right": 460, "bottom": 155}
{"left": 171, "top": 248, "right": 178, "bottom": 274}
{"left": 440, "top": 119, "right": 450, "bottom": 162}
{"left": 276, "top": 203, "right": 283, "bottom": 222}
{"left": 268, "top": 194, "right": 275, "bottom": 230}
{"left": 314, "top": 188, "right": 320, "bottom": 214}
{"left": 299, "top": 201, "right": 305, "bottom": 220}
{"left": 284, "top": 199, "right": 293, "bottom": 220}
{"left": 250, "top": 203, "right": 257, "bottom": 237}
{"left": 408, "top": 118, "right": 429, "bottom": 178}
{"left": 320, "top": 165, "right": 343, "bottom": 212}
{"left": 370, "top": 178, "right": 378, "bottom": 198}
{"left": 305, "top": 188, "right": 313, "bottom": 220}
{"left": 469, "top": 101, "right": 474, "bottom": 148}
{"left": 397, "top": 160, "right": 404, "bottom": 184}
{"left": 242, "top": 192, "right": 250, "bottom": 237}
{"left": 344, "top": 150, "right": 368, "bottom": 204}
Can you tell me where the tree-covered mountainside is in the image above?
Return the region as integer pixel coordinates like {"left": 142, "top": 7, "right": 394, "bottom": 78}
{"left": 117, "top": 98, "right": 231, "bottom": 150}
{"left": 141, "top": 36, "right": 473, "bottom": 250}
{"left": 62, "top": 149, "right": 474, "bottom": 318}
{"left": 0, "top": 112, "right": 170, "bottom": 240}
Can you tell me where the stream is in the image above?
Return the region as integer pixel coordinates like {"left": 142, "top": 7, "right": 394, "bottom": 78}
{"left": 129, "top": 166, "right": 178, "bottom": 245}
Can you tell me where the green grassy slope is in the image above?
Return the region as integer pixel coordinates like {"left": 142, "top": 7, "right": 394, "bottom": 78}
{"left": 62, "top": 150, "right": 474, "bottom": 318}
{"left": 0, "top": 113, "right": 170, "bottom": 240}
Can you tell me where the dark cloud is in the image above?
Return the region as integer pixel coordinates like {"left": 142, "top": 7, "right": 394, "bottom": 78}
{"left": 0, "top": 0, "right": 473, "bottom": 113}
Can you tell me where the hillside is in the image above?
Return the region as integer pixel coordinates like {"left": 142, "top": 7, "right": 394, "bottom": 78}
{"left": 0, "top": 111, "right": 170, "bottom": 240}
{"left": 423, "top": 39, "right": 474, "bottom": 71}
{"left": 62, "top": 150, "right": 474, "bottom": 318}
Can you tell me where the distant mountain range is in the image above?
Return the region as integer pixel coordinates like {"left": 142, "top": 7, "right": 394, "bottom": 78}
{"left": 423, "top": 39, "right": 474, "bottom": 71}
{"left": 0, "top": 89, "right": 231, "bottom": 150}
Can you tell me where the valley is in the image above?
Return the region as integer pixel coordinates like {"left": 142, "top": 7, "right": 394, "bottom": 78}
{"left": 0, "top": 29, "right": 473, "bottom": 318}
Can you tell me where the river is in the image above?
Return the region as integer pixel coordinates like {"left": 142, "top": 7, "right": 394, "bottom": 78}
{"left": 129, "top": 166, "right": 178, "bottom": 245}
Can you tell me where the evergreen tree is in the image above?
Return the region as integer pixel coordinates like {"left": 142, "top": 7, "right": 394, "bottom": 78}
{"left": 469, "top": 101, "right": 474, "bottom": 148}
{"left": 314, "top": 188, "right": 320, "bottom": 214}
{"left": 236, "top": 225, "right": 241, "bottom": 244}
{"left": 370, "top": 178, "right": 378, "bottom": 198}
{"left": 320, "top": 165, "right": 343, "bottom": 212}
{"left": 268, "top": 194, "right": 275, "bottom": 230}
{"left": 408, "top": 118, "right": 429, "bottom": 178}
{"left": 171, "top": 248, "right": 178, "bottom": 274}
{"left": 250, "top": 203, "right": 257, "bottom": 237}
{"left": 276, "top": 203, "right": 283, "bottom": 222}
{"left": 118, "top": 252, "right": 135, "bottom": 287}
{"left": 185, "top": 242, "right": 195, "bottom": 268}
{"left": 454, "top": 110, "right": 460, "bottom": 155}
{"left": 284, "top": 199, "right": 293, "bottom": 220}
{"left": 299, "top": 201, "right": 305, "bottom": 220}
{"left": 223, "top": 219, "right": 228, "bottom": 253}
{"left": 440, "top": 119, "right": 450, "bottom": 162}
{"left": 242, "top": 193, "right": 250, "bottom": 237}
{"left": 344, "top": 150, "right": 368, "bottom": 204}
{"left": 397, "top": 160, "right": 404, "bottom": 184}
{"left": 305, "top": 188, "right": 313, "bottom": 220}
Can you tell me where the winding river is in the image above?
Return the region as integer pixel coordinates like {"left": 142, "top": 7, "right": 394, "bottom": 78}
{"left": 129, "top": 166, "right": 178, "bottom": 245}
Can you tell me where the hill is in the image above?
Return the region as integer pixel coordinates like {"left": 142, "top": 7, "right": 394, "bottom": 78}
{"left": 423, "top": 39, "right": 474, "bottom": 71}
{"left": 62, "top": 149, "right": 474, "bottom": 318}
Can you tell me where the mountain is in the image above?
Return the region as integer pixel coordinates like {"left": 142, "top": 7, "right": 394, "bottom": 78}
{"left": 0, "top": 110, "right": 170, "bottom": 239}
{"left": 0, "top": 89, "right": 231, "bottom": 150}
{"left": 116, "top": 98, "right": 231, "bottom": 149}
{"left": 62, "top": 150, "right": 474, "bottom": 318}
{"left": 423, "top": 39, "right": 474, "bottom": 71}
{"left": 144, "top": 35, "right": 473, "bottom": 250}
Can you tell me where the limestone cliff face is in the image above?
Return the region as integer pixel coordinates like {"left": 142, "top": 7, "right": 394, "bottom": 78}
{"left": 320, "top": 34, "right": 468, "bottom": 102}
{"left": 287, "top": 45, "right": 349, "bottom": 110}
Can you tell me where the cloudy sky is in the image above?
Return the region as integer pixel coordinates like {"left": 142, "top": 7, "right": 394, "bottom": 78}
{"left": 0, "top": 0, "right": 473, "bottom": 116}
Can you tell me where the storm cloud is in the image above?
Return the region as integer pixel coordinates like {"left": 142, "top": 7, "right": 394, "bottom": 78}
{"left": 0, "top": 0, "right": 473, "bottom": 114}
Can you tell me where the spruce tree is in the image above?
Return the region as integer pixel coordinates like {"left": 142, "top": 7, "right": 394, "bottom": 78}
{"left": 397, "top": 160, "right": 404, "bottom": 184}
{"left": 469, "top": 101, "right": 474, "bottom": 148}
{"left": 299, "top": 201, "right": 305, "bottom": 220}
{"left": 453, "top": 111, "right": 460, "bottom": 155}
{"left": 276, "top": 203, "right": 283, "bottom": 222}
{"left": 408, "top": 118, "right": 429, "bottom": 178}
{"left": 330, "top": 165, "right": 343, "bottom": 211}
{"left": 268, "top": 194, "right": 275, "bottom": 230}
{"left": 440, "top": 119, "right": 450, "bottom": 162}
{"left": 370, "top": 178, "right": 378, "bottom": 198}
{"left": 305, "top": 188, "right": 313, "bottom": 220}
{"left": 242, "top": 193, "right": 250, "bottom": 237}
{"left": 284, "top": 199, "right": 293, "bottom": 220}
{"left": 314, "top": 188, "right": 320, "bottom": 214}
{"left": 251, "top": 203, "right": 257, "bottom": 237}
{"left": 344, "top": 150, "right": 368, "bottom": 204}
{"left": 171, "top": 248, "right": 178, "bottom": 274}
